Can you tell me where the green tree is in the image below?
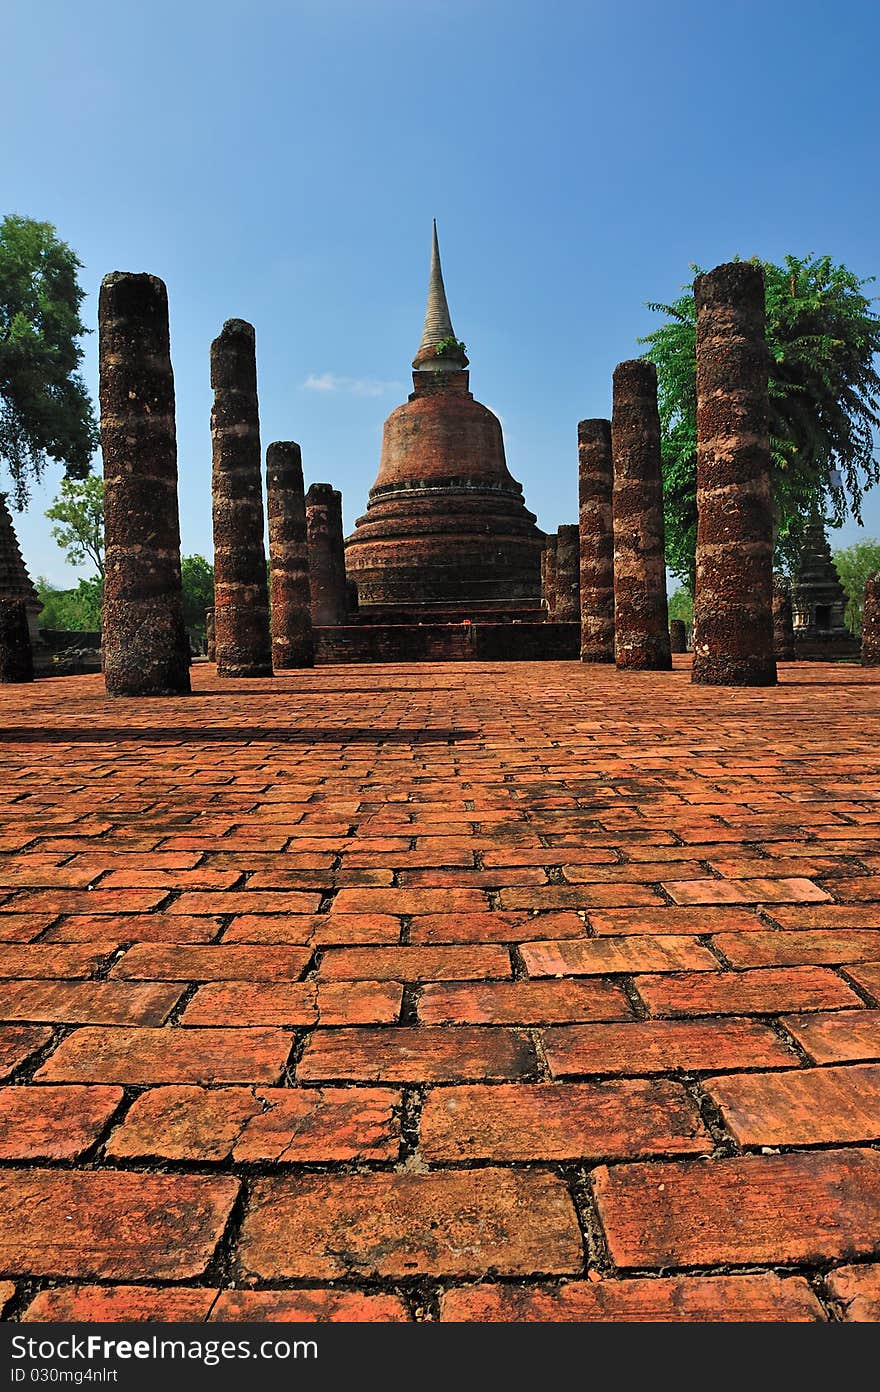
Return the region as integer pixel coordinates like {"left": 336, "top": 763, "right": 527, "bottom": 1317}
{"left": 0, "top": 215, "right": 98, "bottom": 507}
{"left": 667, "top": 588, "right": 693, "bottom": 624}
{"left": 833, "top": 538, "right": 880, "bottom": 636}
{"left": 180, "top": 554, "right": 214, "bottom": 635}
{"left": 36, "top": 575, "right": 102, "bottom": 631}
{"left": 45, "top": 474, "right": 104, "bottom": 577}
{"left": 642, "top": 254, "right": 880, "bottom": 588}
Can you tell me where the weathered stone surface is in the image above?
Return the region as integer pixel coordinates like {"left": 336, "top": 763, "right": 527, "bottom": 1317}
{"left": 98, "top": 272, "right": 190, "bottom": 697}
{"left": 210, "top": 318, "right": 272, "bottom": 677}
{"left": 0, "top": 598, "right": 33, "bottom": 683}
{"left": 205, "top": 607, "right": 215, "bottom": 662}
{"left": 305, "top": 484, "right": 347, "bottom": 625}
{"left": 554, "top": 525, "right": 580, "bottom": 624}
{"left": 578, "top": 418, "right": 614, "bottom": 661}
{"left": 612, "top": 361, "right": 671, "bottom": 670}
{"left": 691, "top": 262, "right": 776, "bottom": 687}
{"left": 862, "top": 574, "right": 880, "bottom": 666}
{"left": 541, "top": 532, "right": 558, "bottom": 620}
{"left": 669, "top": 618, "right": 687, "bottom": 653}
{"left": 773, "top": 575, "right": 796, "bottom": 660}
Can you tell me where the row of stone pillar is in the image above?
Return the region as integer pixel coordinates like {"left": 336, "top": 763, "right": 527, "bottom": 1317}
{"left": 94, "top": 274, "right": 351, "bottom": 696}
{"left": 542, "top": 260, "right": 821, "bottom": 685}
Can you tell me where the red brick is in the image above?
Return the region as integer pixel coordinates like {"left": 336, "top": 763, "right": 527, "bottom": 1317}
{"left": 110, "top": 944, "right": 312, "bottom": 981}
{"left": 593, "top": 1149, "right": 880, "bottom": 1267}
{"left": 0, "top": 944, "right": 116, "bottom": 978}
{"left": 95, "top": 869, "right": 241, "bottom": 890}
{"left": 705, "top": 1062, "right": 880, "bottom": 1146}
{"left": 480, "top": 847, "right": 617, "bottom": 867}
{"left": 107, "top": 1085, "right": 264, "bottom": 1161}
{"left": 770, "top": 905, "right": 880, "bottom": 929}
{"left": 409, "top": 911, "right": 585, "bottom": 944}
{"left": 636, "top": 966, "right": 863, "bottom": 1016}
{"left": 439, "top": 1274, "right": 824, "bottom": 1321}
{"left": 521, "top": 936, "right": 717, "bottom": 977}
{"left": 34, "top": 1026, "right": 291, "bottom": 1084}
{"left": 317, "top": 945, "right": 511, "bottom": 981}
{"left": 663, "top": 878, "right": 831, "bottom": 905}
{"left": 331, "top": 888, "right": 490, "bottom": 914}
{"left": 166, "top": 891, "right": 322, "bottom": 915}
{"left": 238, "top": 1170, "right": 582, "bottom": 1279}
{"left": 825, "top": 1264, "right": 880, "bottom": 1321}
{"left": 6, "top": 889, "right": 169, "bottom": 915}
{"left": 543, "top": 1018, "right": 797, "bottom": 1077}
{"left": 499, "top": 886, "right": 664, "bottom": 909}
{"left": 297, "top": 1026, "right": 533, "bottom": 1082}
{"left": 845, "top": 962, "right": 880, "bottom": 1001}
{"left": 588, "top": 907, "right": 763, "bottom": 935}
{"left": 562, "top": 861, "right": 707, "bottom": 883}
{"left": 420, "top": 1080, "right": 709, "bottom": 1161}
{"left": 209, "top": 1289, "right": 410, "bottom": 1321}
{"left": 0, "top": 915, "right": 58, "bottom": 942}
{"left": 827, "top": 877, "right": 880, "bottom": 902}
{"left": 418, "top": 978, "right": 631, "bottom": 1025}
{"left": 0, "top": 980, "right": 183, "bottom": 1026}
{"left": 181, "top": 979, "right": 401, "bottom": 1026}
{"left": 22, "top": 1285, "right": 218, "bottom": 1322}
{"left": 782, "top": 1009, "right": 880, "bottom": 1064}
{"left": 0, "top": 1025, "right": 53, "bottom": 1079}
{"left": 0, "top": 1281, "right": 15, "bottom": 1315}
{"left": 0, "top": 1169, "right": 238, "bottom": 1278}
{"left": 712, "top": 929, "right": 880, "bottom": 967}
{"left": 42, "top": 914, "right": 223, "bottom": 943}
{"left": 0, "top": 1084, "right": 122, "bottom": 1159}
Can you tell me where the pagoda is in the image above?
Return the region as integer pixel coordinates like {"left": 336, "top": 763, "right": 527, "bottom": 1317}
{"left": 345, "top": 224, "right": 544, "bottom": 617}
{"left": 0, "top": 493, "right": 42, "bottom": 645}
{"left": 791, "top": 519, "right": 858, "bottom": 658}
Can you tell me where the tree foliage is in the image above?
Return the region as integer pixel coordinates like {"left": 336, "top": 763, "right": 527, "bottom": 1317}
{"left": 180, "top": 554, "right": 214, "bottom": 633}
{"left": 667, "top": 588, "right": 693, "bottom": 624}
{"left": 36, "top": 575, "right": 102, "bottom": 631}
{"left": 641, "top": 254, "right": 880, "bottom": 588}
{"left": 832, "top": 538, "right": 880, "bottom": 636}
{"left": 0, "top": 215, "right": 98, "bottom": 507}
{"left": 45, "top": 474, "right": 104, "bottom": 577}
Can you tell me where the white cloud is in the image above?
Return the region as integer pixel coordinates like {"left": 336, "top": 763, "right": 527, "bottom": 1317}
{"left": 303, "top": 372, "right": 402, "bottom": 398}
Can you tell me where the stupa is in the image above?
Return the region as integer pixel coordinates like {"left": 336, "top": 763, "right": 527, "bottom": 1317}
{"left": 345, "top": 224, "right": 544, "bottom": 616}
{"left": 791, "top": 519, "right": 858, "bottom": 658}
{"left": 0, "top": 493, "right": 42, "bottom": 645}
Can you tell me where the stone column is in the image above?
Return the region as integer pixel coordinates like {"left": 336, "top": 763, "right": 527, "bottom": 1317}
{"left": 578, "top": 418, "right": 614, "bottom": 661}
{"left": 541, "top": 534, "right": 558, "bottom": 620}
{"left": 0, "top": 599, "right": 33, "bottom": 683}
{"left": 862, "top": 575, "right": 880, "bottom": 667}
{"left": 210, "top": 319, "right": 272, "bottom": 677}
{"left": 555, "top": 524, "right": 581, "bottom": 623}
{"left": 306, "top": 484, "right": 347, "bottom": 626}
{"left": 691, "top": 262, "right": 776, "bottom": 687}
{"left": 266, "top": 441, "right": 314, "bottom": 669}
{"left": 611, "top": 360, "right": 671, "bottom": 670}
{"left": 205, "top": 609, "right": 216, "bottom": 662}
{"left": 669, "top": 619, "right": 687, "bottom": 653}
{"left": 773, "top": 576, "right": 796, "bottom": 661}
{"left": 99, "top": 272, "right": 190, "bottom": 697}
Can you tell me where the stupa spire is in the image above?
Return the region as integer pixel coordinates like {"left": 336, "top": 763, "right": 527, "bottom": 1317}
{"left": 413, "top": 221, "right": 468, "bottom": 370}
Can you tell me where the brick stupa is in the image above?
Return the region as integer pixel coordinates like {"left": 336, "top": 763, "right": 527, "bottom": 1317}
{"left": 345, "top": 224, "right": 543, "bottom": 616}
{"left": 0, "top": 493, "right": 42, "bottom": 645}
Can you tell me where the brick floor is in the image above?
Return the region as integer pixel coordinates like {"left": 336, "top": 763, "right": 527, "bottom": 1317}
{"left": 2, "top": 657, "right": 880, "bottom": 1322}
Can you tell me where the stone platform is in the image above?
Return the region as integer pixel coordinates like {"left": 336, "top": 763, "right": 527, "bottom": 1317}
{"left": 1, "top": 658, "right": 879, "bottom": 1323}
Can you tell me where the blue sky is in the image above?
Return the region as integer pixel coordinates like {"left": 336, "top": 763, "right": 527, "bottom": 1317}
{"left": 5, "top": 0, "right": 880, "bottom": 586}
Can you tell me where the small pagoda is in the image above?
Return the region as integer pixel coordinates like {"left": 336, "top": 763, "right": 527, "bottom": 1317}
{"left": 0, "top": 493, "right": 42, "bottom": 645}
{"left": 791, "top": 519, "right": 858, "bottom": 658}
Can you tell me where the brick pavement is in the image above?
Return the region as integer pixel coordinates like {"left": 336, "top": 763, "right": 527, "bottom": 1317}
{"left": 1, "top": 657, "right": 879, "bottom": 1323}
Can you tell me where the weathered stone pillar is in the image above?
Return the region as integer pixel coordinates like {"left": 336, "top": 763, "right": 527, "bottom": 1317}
{"left": 99, "top": 272, "right": 190, "bottom": 697}
{"left": 669, "top": 619, "right": 687, "bottom": 653}
{"left": 578, "top": 418, "right": 614, "bottom": 661}
{"left": 611, "top": 360, "right": 671, "bottom": 670}
{"left": 210, "top": 319, "right": 272, "bottom": 678}
{"left": 306, "top": 484, "right": 347, "bottom": 626}
{"left": 205, "top": 609, "right": 216, "bottom": 662}
{"left": 266, "top": 441, "right": 314, "bottom": 669}
{"left": 0, "top": 599, "right": 33, "bottom": 683}
{"left": 346, "top": 578, "right": 359, "bottom": 617}
{"left": 773, "top": 576, "right": 796, "bottom": 661}
{"left": 555, "top": 525, "right": 581, "bottom": 623}
{"left": 691, "top": 263, "right": 776, "bottom": 687}
{"left": 862, "top": 575, "right": 880, "bottom": 667}
{"left": 541, "top": 534, "right": 558, "bottom": 619}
